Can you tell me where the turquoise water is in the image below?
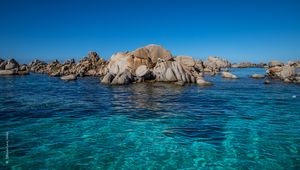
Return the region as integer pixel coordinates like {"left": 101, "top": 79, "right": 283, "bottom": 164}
{"left": 0, "top": 68, "right": 300, "bottom": 169}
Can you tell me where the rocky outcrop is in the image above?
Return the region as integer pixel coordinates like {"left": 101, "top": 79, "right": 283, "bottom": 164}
{"left": 203, "top": 56, "right": 231, "bottom": 72}
{"left": 267, "top": 61, "right": 299, "bottom": 83}
{"left": 106, "top": 44, "right": 173, "bottom": 77}
{"left": 101, "top": 45, "right": 208, "bottom": 85}
{"left": 222, "top": 71, "right": 238, "bottom": 79}
{"left": 29, "top": 52, "right": 108, "bottom": 78}
{"left": 0, "top": 59, "right": 29, "bottom": 75}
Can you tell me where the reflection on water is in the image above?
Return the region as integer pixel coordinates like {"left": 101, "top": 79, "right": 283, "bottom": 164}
{"left": 0, "top": 68, "right": 300, "bottom": 169}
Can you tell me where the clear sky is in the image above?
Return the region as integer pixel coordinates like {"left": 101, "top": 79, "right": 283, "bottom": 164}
{"left": 0, "top": 0, "right": 300, "bottom": 64}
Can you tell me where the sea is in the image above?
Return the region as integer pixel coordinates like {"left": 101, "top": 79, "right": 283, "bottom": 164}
{"left": 0, "top": 68, "right": 299, "bottom": 169}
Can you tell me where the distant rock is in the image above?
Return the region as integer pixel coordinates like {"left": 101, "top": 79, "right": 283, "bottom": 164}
{"left": 60, "top": 74, "right": 77, "bottom": 81}
{"left": 266, "top": 61, "right": 299, "bottom": 83}
{"left": 0, "top": 59, "right": 29, "bottom": 75}
{"left": 29, "top": 51, "right": 107, "bottom": 77}
{"left": 268, "top": 60, "right": 284, "bottom": 67}
{"left": 222, "top": 71, "right": 238, "bottom": 79}
{"left": 29, "top": 60, "right": 48, "bottom": 73}
{"left": 5, "top": 59, "right": 19, "bottom": 70}
{"left": 203, "top": 56, "right": 231, "bottom": 72}
{"left": 231, "top": 62, "right": 266, "bottom": 68}
{"left": 0, "top": 60, "right": 7, "bottom": 70}
{"left": 250, "top": 74, "right": 265, "bottom": 79}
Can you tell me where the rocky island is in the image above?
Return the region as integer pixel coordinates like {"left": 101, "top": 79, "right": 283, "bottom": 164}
{"left": 0, "top": 44, "right": 299, "bottom": 85}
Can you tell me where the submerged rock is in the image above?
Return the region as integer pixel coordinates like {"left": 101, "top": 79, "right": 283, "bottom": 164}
{"left": 222, "top": 72, "right": 238, "bottom": 79}
{"left": 196, "top": 78, "right": 213, "bottom": 86}
{"left": 60, "top": 74, "right": 77, "bottom": 81}
{"left": 250, "top": 74, "right": 265, "bottom": 79}
{"left": 264, "top": 80, "right": 271, "bottom": 84}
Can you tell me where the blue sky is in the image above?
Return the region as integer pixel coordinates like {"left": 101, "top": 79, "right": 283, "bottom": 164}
{"left": 0, "top": 0, "right": 300, "bottom": 64}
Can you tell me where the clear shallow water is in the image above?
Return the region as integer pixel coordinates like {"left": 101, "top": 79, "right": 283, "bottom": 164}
{"left": 0, "top": 68, "right": 300, "bottom": 169}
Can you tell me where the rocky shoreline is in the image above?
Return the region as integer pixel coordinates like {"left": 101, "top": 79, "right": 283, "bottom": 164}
{"left": 1, "top": 44, "right": 299, "bottom": 85}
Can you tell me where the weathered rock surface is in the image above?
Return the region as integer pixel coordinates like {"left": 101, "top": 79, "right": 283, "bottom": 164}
{"left": 111, "top": 70, "right": 133, "bottom": 85}
{"left": 153, "top": 60, "right": 196, "bottom": 84}
{"left": 222, "top": 71, "right": 238, "bottom": 79}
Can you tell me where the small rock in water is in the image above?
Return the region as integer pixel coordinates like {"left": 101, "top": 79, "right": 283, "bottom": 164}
{"left": 60, "top": 74, "right": 77, "bottom": 81}
{"left": 264, "top": 80, "right": 271, "bottom": 84}
{"left": 292, "top": 95, "right": 296, "bottom": 98}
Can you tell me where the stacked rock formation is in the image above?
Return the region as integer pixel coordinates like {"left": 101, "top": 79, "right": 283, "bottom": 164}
{"left": 267, "top": 60, "right": 299, "bottom": 83}
{"left": 0, "top": 58, "right": 29, "bottom": 75}
{"left": 101, "top": 45, "right": 212, "bottom": 86}
{"left": 203, "top": 56, "right": 231, "bottom": 73}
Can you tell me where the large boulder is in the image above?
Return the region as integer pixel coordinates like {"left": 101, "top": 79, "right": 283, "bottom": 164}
{"left": 107, "top": 44, "right": 173, "bottom": 76}
{"left": 267, "top": 64, "right": 296, "bottom": 82}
